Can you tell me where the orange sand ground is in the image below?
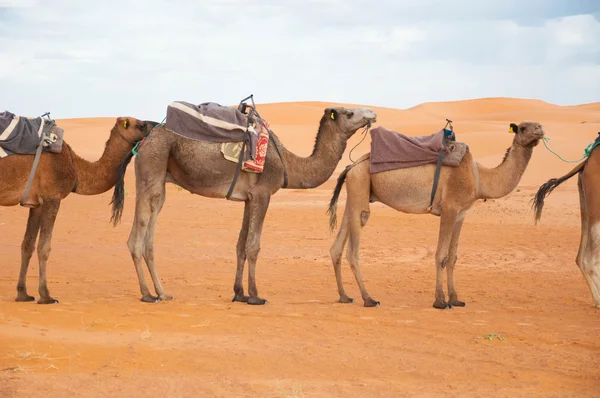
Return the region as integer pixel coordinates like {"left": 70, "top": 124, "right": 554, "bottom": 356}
{"left": 1, "top": 98, "right": 599, "bottom": 397}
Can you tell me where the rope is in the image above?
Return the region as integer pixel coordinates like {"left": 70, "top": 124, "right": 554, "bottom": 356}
{"left": 133, "top": 116, "right": 166, "bottom": 157}
{"left": 541, "top": 136, "right": 600, "bottom": 163}
{"left": 349, "top": 123, "right": 371, "bottom": 163}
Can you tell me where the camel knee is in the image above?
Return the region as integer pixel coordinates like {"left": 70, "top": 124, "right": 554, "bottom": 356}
{"left": 36, "top": 243, "right": 51, "bottom": 263}
{"left": 245, "top": 243, "right": 260, "bottom": 263}
{"left": 360, "top": 210, "right": 370, "bottom": 227}
{"left": 21, "top": 238, "right": 36, "bottom": 255}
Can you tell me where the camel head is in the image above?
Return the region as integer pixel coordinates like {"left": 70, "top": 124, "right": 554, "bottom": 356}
{"left": 509, "top": 121, "right": 544, "bottom": 147}
{"left": 112, "top": 117, "right": 158, "bottom": 145}
{"left": 320, "top": 107, "right": 377, "bottom": 140}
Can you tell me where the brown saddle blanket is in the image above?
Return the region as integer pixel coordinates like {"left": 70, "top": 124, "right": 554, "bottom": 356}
{"left": 369, "top": 126, "right": 468, "bottom": 174}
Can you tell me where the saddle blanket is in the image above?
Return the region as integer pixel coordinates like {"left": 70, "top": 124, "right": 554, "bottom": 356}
{"left": 369, "top": 126, "right": 468, "bottom": 174}
{"left": 0, "top": 111, "right": 64, "bottom": 158}
{"left": 164, "top": 101, "right": 270, "bottom": 172}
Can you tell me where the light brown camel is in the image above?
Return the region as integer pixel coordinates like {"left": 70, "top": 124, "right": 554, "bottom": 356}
{"left": 533, "top": 138, "right": 600, "bottom": 308}
{"left": 327, "top": 122, "right": 545, "bottom": 308}
{"left": 0, "top": 117, "right": 155, "bottom": 304}
{"left": 110, "top": 106, "right": 377, "bottom": 304}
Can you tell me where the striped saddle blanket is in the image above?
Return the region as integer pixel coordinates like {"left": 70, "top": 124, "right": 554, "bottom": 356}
{"left": 0, "top": 111, "right": 64, "bottom": 158}
{"left": 164, "top": 101, "right": 270, "bottom": 173}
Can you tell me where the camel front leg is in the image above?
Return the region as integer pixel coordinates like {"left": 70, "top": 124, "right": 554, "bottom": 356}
{"left": 446, "top": 212, "right": 466, "bottom": 307}
{"left": 36, "top": 199, "right": 61, "bottom": 304}
{"left": 143, "top": 187, "right": 172, "bottom": 301}
{"left": 433, "top": 208, "right": 459, "bottom": 309}
{"left": 232, "top": 201, "right": 251, "bottom": 303}
{"left": 244, "top": 189, "right": 271, "bottom": 305}
{"left": 15, "top": 207, "right": 42, "bottom": 302}
{"left": 330, "top": 206, "right": 353, "bottom": 303}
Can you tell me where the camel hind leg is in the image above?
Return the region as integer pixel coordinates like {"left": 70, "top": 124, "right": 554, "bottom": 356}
{"left": 142, "top": 184, "right": 171, "bottom": 301}
{"left": 343, "top": 167, "right": 379, "bottom": 307}
{"left": 576, "top": 175, "right": 600, "bottom": 308}
{"left": 329, "top": 205, "right": 354, "bottom": 303}
{"left": 15, "top": 207, "right": 42, "bottom": 302}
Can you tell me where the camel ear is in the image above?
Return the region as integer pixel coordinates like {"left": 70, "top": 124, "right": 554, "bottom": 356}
{"left": 123, "top": 118, "right": 129, "bottom": 129}
{"left": 329, "top": 109, "right": 337, "bottom": 120}
{"left": 508, "top": 123, "right": 518, "bottom": 134}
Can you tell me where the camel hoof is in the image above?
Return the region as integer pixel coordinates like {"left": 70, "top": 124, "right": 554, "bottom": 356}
{"left": 232, "top": 294, "right": 250, "bottom": 303}
{"left": 15, "top": 294, "right": 35, "bottom": 302}
{"left": 432, "top": 300, "right": 450, "bottom": 309}
{"left": 158, "top": 294, "right": 173, "bottom": 301}
{"left": 247, "top": 297, "right": 268, "bottom": 305}
{"left": 449, "top": 300, "right": 466, "bottom": 307}
{"left": 37, "top": 297, "right": 59, "bottom": 304}
{"left": 140, "top": 294, "right": 159, "bottom": 303}
{"left": 338, "top": 296, "right": 355, "bottom": 304}
{"left": 364, "top": 298, "right": 380, "bottom": 307}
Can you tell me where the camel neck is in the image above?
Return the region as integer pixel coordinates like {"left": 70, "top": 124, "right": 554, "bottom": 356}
{"left": 72, "top": 133, "right": 134, "bottom": 195}
{"left": 476, "top": 141, "right": 533, "bottom": 200}
{"left": 276, "top": 128, "right": 346, "bottom": 189}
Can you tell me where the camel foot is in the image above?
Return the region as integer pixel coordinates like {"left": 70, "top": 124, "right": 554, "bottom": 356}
{"left": 232, "top": 294, "right": 250, "bottom": 303}
{"left": 432, "top": 299, "right": 450, "bottom": 309}
{"left": 449, "top": 299, "right": 466, "bottom": 307}
{"left": 364, "top": 298, "right": 380, "bottom": 307}
{"left": 15, "top": 293, "right": 35, "bottom": 302}
{"left": 37, "top": 297, "right": 59, "bottom": 304}
{"left": 247, "top": 296, "right": 268, "bottom": 305}
{"left": 338, "top": 296, "right": 354, "bottom": 304}
{"left": 158, "top": 294, "right": 173, "bottom": 301}
{"left": 140, "top": 294, "right": 159, "bottom": 303}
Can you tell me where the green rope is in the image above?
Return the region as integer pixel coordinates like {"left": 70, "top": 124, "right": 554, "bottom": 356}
{"left": 541, "top": 136, "right": 600, "bottom": 163}
{"left": 133, "top": 117, "right": 166, "bottom": 157}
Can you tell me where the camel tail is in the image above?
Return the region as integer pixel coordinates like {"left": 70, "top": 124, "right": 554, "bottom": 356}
{"left": 532, "top": 160, "right": 587, "bottom": 224}
{"left": 110, "top": 151, "right": 135, "bottom": 227}
{"left": 327, "top": 165, "right": 352, "bottom": 232}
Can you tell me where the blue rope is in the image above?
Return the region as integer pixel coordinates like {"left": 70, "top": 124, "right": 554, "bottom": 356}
{"left": 133, "top": 116, "right": 166, "bottom": 157}
{"left": 541, "top": 136, "right": 600, "bottom": 163}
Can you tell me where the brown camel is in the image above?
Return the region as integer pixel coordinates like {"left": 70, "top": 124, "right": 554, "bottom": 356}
{"left": 0, "top": 117, "right": 155, "bottom": 304}
{"left": 327, "top": 122, "right": 545, "bottom": 308}
{"left": 533, "top": 138, "right": 600, "bottom": 308}
{"left": 111, "top": 106, "right": 377, "bottom": 304}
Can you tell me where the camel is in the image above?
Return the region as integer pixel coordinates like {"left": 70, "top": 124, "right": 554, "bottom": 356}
{"left": 533, "top": 138, "right": 600, "bottom": 308}
{"left": 111, "top": 106, "right": 377, "bottom": 304}
{"left": 327, "top": 122, "right": 545, "bottom": 308}
{"left": 0, "top": 117, "right": 155, "bottom": 304}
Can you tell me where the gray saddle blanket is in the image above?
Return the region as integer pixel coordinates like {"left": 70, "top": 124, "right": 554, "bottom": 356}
{"left": 369, "top": 126, "right": 468, "bottom": 174}
{"left": 164, "top": 101, "right": 259, "bottom": 160}
{"left": 0, "top": 111, "right": 64, "bottom": 158}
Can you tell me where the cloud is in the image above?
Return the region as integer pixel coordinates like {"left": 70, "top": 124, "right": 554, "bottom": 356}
{"left": 0, "top": 0, "right": 598, "bottom": 119}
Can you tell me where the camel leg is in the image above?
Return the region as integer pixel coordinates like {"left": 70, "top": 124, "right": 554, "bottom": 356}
{"left": 576, "top": 175, "right": 600, "bottom": 308}
{"left": 15, "top": 207, "right": 42, "bottom": 302}
{"left": 128, "top": 188, "right": 160, "bottom": 303}
{"left": 432, "top": 208, "right": 458, "bottom": 309}
{"left": 576, "top": 175, "right": 589, "bottom": 271}
{"left": 346, "top": 207, "right": 379, "bottom": 307}
{"left": 36, "top": 199, "right": 60, "bottom": 304}
{"left": 330, "top": 206, "right": 354, "bottom": 303}
{"left": 244, "top": 189, "right": 271, "bottom": 305}
{"left": 142, "top": 185, "right": 172, "bottom": 301}
{"left": 232, "top": 201, "right": 251, "bottom": 303}
{"left": 446, "top": 212, "right": 466, "bottom": 307}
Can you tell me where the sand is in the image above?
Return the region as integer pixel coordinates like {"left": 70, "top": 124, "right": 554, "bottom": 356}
{"left": 1, "top": 97, "right": 599, "bottom": 397}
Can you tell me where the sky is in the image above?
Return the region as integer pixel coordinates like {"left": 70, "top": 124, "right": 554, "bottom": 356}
{"left": 0, "top": 0, "right": 599, "bottom": 119}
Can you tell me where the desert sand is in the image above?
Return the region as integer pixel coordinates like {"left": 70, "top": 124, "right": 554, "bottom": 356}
{"left": 1, "top": 97, "right": 599, "bottom": 397}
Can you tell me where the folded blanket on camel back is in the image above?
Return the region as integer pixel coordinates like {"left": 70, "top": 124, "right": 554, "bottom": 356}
{"left": 0, "top": 111, "right": 64, "bottom": 158}
{"left": 164, "top": 101, "right": 270, "bottom": 173}
{"left": 369, "top": 126, "right": 468, "bottom": 174}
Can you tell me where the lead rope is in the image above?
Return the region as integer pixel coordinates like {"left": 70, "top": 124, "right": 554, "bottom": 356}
{"left": 348, "top": 122, "right": 372, "bottom": 163}
{"left": 541, "top": 136, "right": 600, "bottom": 163}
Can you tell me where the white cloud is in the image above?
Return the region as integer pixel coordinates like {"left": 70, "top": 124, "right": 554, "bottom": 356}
{"left": 0, "top": 0, "right": 598, "bottom": 119}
